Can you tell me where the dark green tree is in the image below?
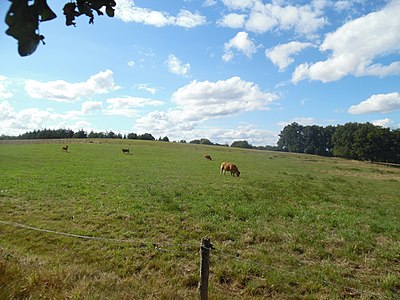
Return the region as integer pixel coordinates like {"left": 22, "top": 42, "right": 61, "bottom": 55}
{"left": 161, "top": 136, "right": 170, "bottom": 142}
{"left": 277, "top": 122, "right": 305, "bottom": 153}
{"left": 199, "top": 138, "right": 214, "bottom": 145}
{"left": 127, "top": 133, "right": 138, "bottom": 140}
{"left": 138, "top": 133, "right": 155, "bottom": 140}
{"left": 332, "top": 123, "right": 360, "bottom": 159}
{"left": 73, "top": 129, "right": 87, "bottom": 138}
{"left": 231, "top": 140, "right": 253, "bottom": 149}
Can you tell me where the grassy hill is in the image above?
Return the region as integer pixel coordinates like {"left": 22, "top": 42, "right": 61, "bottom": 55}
{"left": 0, "top": 140, "right": 399, "bottom": 299}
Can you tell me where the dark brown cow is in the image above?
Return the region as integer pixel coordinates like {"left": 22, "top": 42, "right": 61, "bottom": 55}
{"left": 204, "top": 154, "right": 212, "bottom": 160}
{"left": 220, "top": 162, "right": 240, "bottom": 177}
{"left": 122, "top": 148, "right": 129, "bottom": 154}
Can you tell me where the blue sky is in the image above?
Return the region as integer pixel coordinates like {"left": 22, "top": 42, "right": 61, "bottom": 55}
{"left": 1, "top": 0, "right": 399, "bottom": 145}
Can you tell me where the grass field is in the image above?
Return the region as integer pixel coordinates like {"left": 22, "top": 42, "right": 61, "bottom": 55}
{"left": 1, "top": 139, "right": 399, "bottom": 299}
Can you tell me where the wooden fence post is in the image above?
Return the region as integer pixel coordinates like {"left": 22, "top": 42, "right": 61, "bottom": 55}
{"left": 199, "top": 238, "right": 214, "bottom": 300}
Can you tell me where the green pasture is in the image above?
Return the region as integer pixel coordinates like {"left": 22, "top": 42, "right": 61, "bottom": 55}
{"left": 0, "top": 140, "right": 399, "bottom": 299}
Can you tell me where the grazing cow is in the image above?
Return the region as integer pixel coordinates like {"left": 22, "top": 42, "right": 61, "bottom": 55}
{"left": 220, "top": 162, "right": 240, "bottom": 177}
{"left": 62, "top": 145, "right": 68, "bottom": 152}
{"left": 122, "top": 148, "right": 129, "bottom": 154}
{"left": 204, "top": 154, "right": 212, "bottom": 160}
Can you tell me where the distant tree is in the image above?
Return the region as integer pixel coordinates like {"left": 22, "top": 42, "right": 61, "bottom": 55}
{"left": 5, "top": 0, "right": 116, "bottom": 56}
{"left": 190, "top": 139, "right": 201, "bottom": 144}
{"left": 138, "top": 133, "right": 155, "bottom": 140}
{"left": 179, "top": 140, "right": 187, "bottom": 143}
{"left": 261, "top": 145, "right": 279, "bottom": 151}
{"left": 391, "top": 129, "right": 400, "bottom": 163}
{"left": 127, "top": 133, "right": 138, "bottom": 140}
{"left": 277, "top": 122, "right": 305, "bottom": 153}
{"left": 303, "top": 125, "right": 326, "bottom": 156}
{"left": 107, "top": 131, "right": 116, "bottom": 139}
{"left": 161, "top": 136, "right": 170, "bottom": 142}
{"left": 332, "top": 123, "right": 362, "bottom": 159}
{"left": 323, "top": 125, "right": 336, "bottom": 157}
{"left": 73, "top": 129, "right": 87, "bottom": 138}
{"left": 231, "top": 140, "right": 253, "bottom": 149}
{"left": 200, "top": 138, "right": 214, "bottom": 145}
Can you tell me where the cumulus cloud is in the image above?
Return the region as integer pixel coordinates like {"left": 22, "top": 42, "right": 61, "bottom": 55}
{"left": 372, "top": 118, "right": 392, "bottom": 128}
{"left": 203, "top": 0, "right": 217, "bottom": 7}
{"left": 207, "top": 124, "right": 279, "bottom": 146}
{"left": 115, "top": 0, "right": 206, "bottom": 28}
{"left": 25, "top": 70, "right": 119, "bottom": 102}
{"left": 348, "top": 92, "right": 400, "bottom": 114}
{"left": 333, "top": 0, "right": 352, "bottom": 11}
{"left": 0, "top": 101, "right": 82, "bottom": 136}
{"left": 134, "top": 83, "right": 159, "bottom": 95}
{"left": 223, "top": 32, "right": 257, "bottom": 62}
{"left": 277, "top": 117, "right": 316, "bottom": 127}
{"left": 218, "top": 0, "right": 326, "bottom": 35}
{"left": 266, "top": 41, "right": 313, "bottom": 71}
{"left": 166, "top": 55, "right": 191, "bottom": 76}
{"left": 222, "top": 0, "right": 256, "bottom": 10}
{"left": 134, "top": 77, "right": 278, "bottom": 137}
{"left": 105, "top": 96, "right": 164, "bottom": 117}
{"left": 217, "top": 13, "right": 246, "bottom": 28}
{"left": 0, "top": 75, "right": 13, "bottom": 99}
{"left": 292, "top": 1, "right": 400, "bottom": 83}
{"left": 81, "top": 101, "right": 103, "bottom": 114}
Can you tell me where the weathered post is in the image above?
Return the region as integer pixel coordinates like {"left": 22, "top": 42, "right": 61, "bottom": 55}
{"left": 199, "top": 238, "right": 214, "bottom": 300}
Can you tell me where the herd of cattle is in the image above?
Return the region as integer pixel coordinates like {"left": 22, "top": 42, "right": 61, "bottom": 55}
{"left": 62, "top": 145, "right": 240, "bottom": 177}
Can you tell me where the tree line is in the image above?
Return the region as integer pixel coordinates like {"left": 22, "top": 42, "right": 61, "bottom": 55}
{"left": 0, "top": 129, "right": 155, "bottom": 141}
{"left": 277, "top": 122, "right": 400, "bottom": 164}
{"left": 1, "top": 122, "right": 399, "bottom": 164}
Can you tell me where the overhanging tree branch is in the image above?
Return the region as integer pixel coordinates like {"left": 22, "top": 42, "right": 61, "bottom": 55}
{"left": 5, "top": 0, "right": 116, "bottom": 57}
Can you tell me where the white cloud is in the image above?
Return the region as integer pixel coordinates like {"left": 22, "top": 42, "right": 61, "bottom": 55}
{"left": 292, "top": 1, "right": 400, "bottom": 83}
{"left": 217, "top": 13, "right": 246, "bottom": 28}
{"left": 207, "top": 124, "right": 279, "bottom": 146}
{"left": 166, "top": 54, "right": 191, "bottom": 76}
{"left": 0, "top": 101, "right": 82, "bottom": 136}
{"left": 203, "top": 0, "right": 217, "bottom": 7}
{"left": 348, "top": 92, "right": 400, "bottom": 114}
{"left": 81, "top": 101, "right": 103, "bottom": 114}
{"left": 266, "top": 41, "right": 313, "bottom": 71}
{"left": 105, "top": 96, "right": 164, "bottom": 117}
{"left": 135, "top": 77, "right": 278, "bottom": 137}
{"left": 223, "top": 32, "right": 257, "bottom": 62}
{"left": 222, "top": 0, "right": 256, "bottom": 10}
{"left": 333, "top": 0, "right": 352, "bottom": 11}
{"left": 115, "top": 0, "right": 206, "bottom": 28}
{"left": 277, "top": 117, "right": 316, "bottom": 127}
{"left": 372, "top": 118, "right": 392, "bottom": 128}
{"left": 25, "top": 70, "right": 119, "bottom": 102}
{"left": 219, "top": 1, "right": 326, "bottom": 35}
{"left": 0, "top": 75, "right": 13, "bottom": 99}
{"left": 127, "top": 61, "right": 135, "bottom": 67}
{"left": 135, "top": 83, "right": 158, "bottom": 95}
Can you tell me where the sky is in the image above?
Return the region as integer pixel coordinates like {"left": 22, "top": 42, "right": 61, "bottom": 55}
{"left": 1, "top": 0, "right": 400, "bottom": 146}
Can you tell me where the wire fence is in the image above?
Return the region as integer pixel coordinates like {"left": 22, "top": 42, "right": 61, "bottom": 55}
{"left": 0, "top": 219, "right": 390, "bottom": 298}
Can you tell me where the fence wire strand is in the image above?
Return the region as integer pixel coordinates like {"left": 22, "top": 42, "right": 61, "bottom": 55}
{"left": 0, "top": 220, "right": 198, "bottom": 251}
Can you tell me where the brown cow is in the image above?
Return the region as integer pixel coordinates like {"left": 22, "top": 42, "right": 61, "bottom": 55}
{"left": 122, "top": 148, "right": 129, "bottom": 154}
{"left": 204, "top": 154, "right": 212, "bottom": 160}
{"left": 62, "top": 145, "right": 68, "bottom": 152}
{"left": 220, "top": 162, "right": 240, "bottom": 177}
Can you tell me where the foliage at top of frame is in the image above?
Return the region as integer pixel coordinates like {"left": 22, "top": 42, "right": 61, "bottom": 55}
{"left": 5, "top": 0, "right": 116, "bottom": 56}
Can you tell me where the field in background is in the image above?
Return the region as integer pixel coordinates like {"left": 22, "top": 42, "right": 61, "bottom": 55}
{"left": 1, "top": 140, "right": 399, "bottom": 299}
